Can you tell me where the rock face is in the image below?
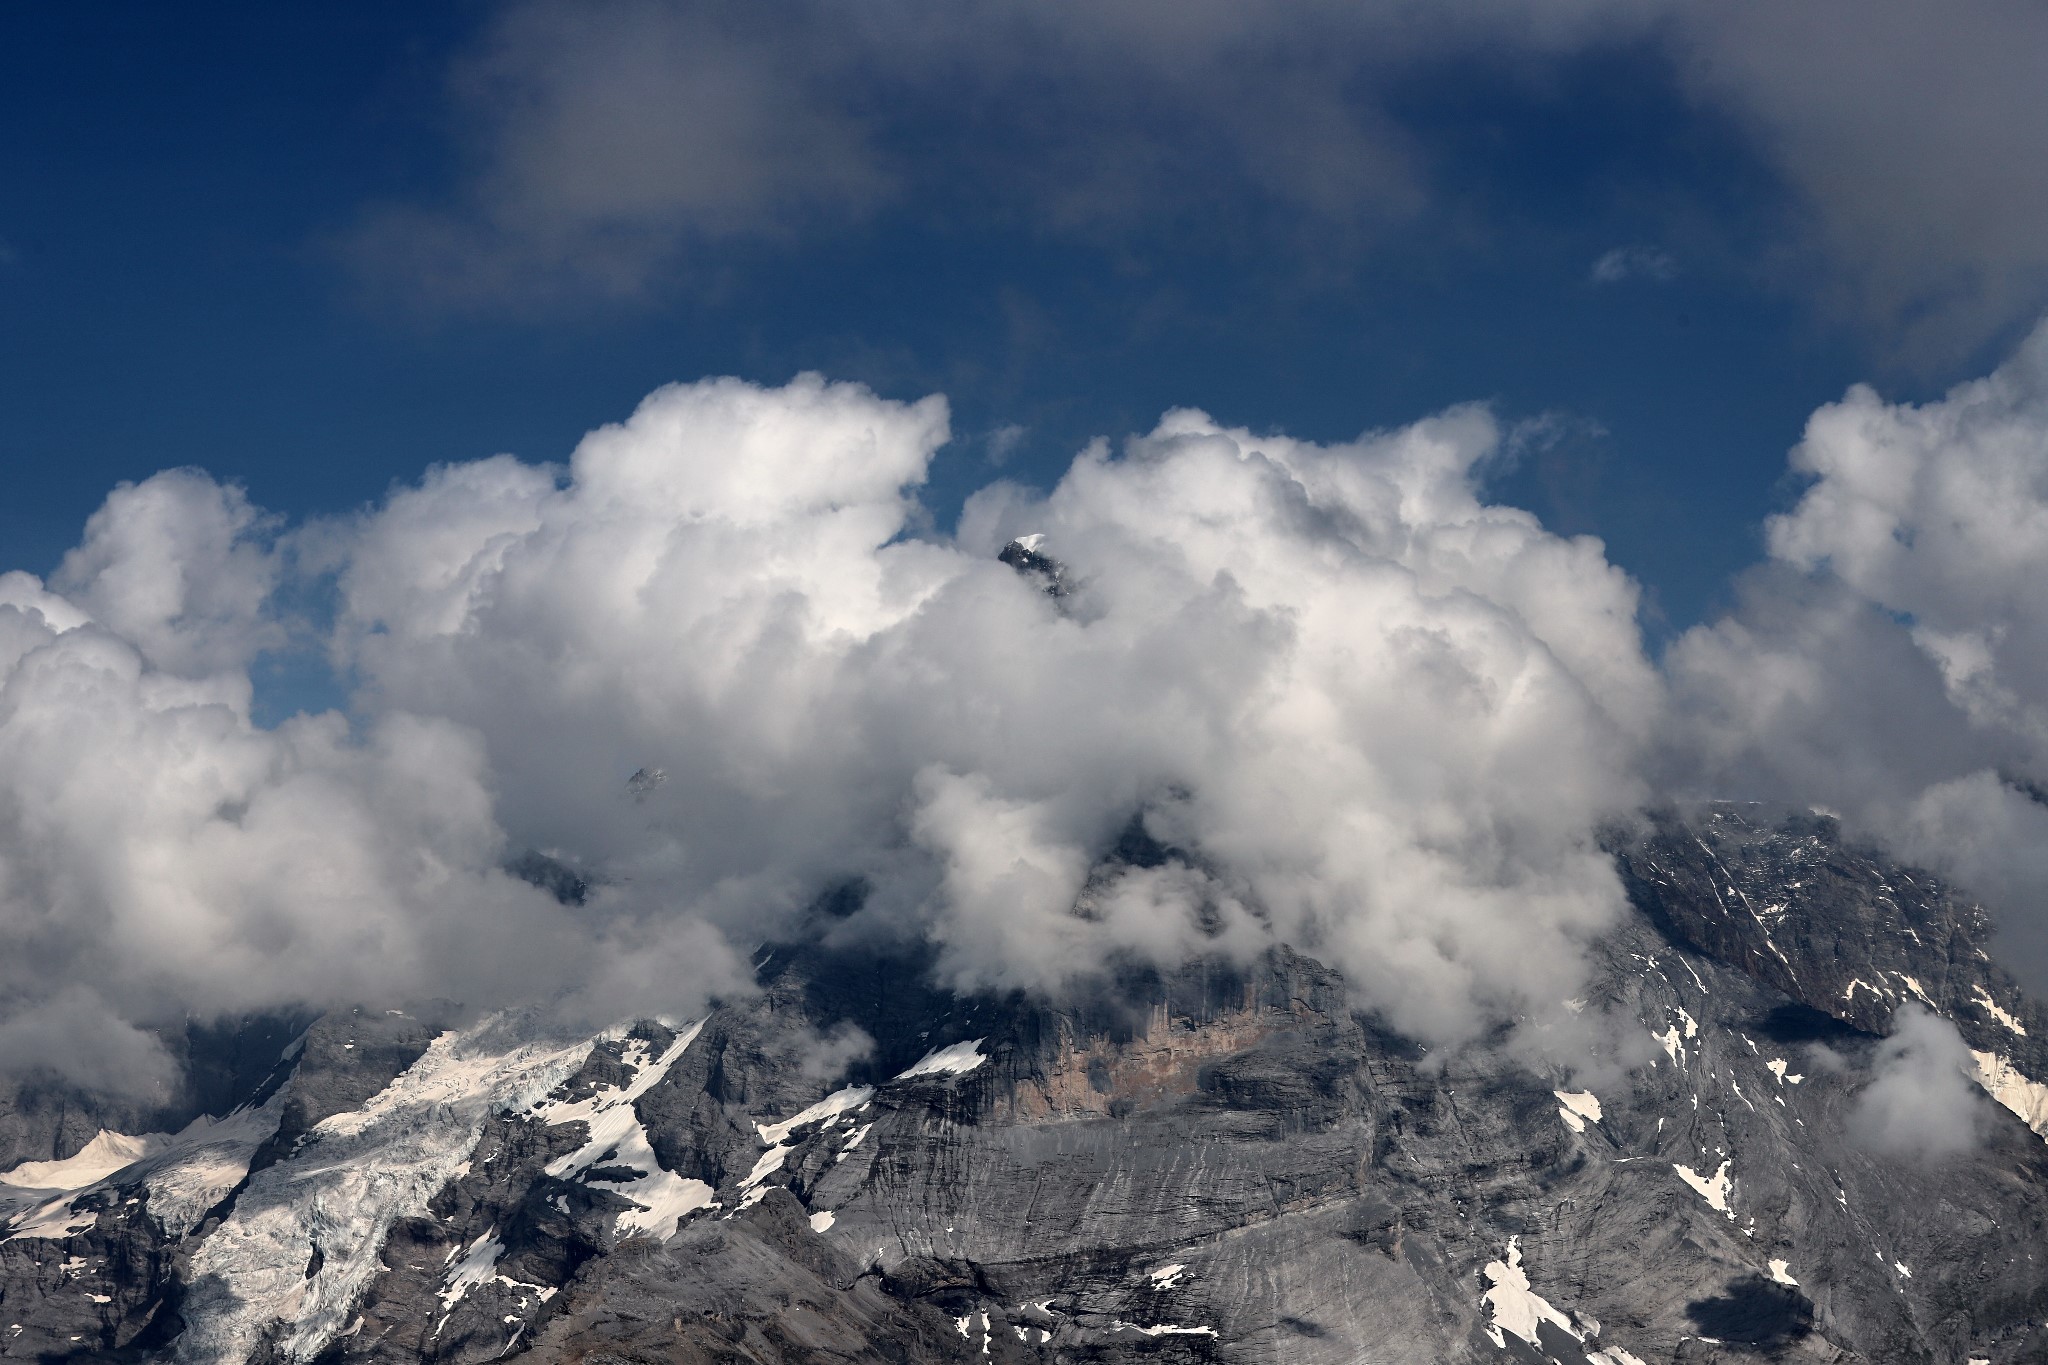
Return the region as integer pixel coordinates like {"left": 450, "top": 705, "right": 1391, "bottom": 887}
{"left": 6, "top": 805, "right": 2048, "bottom": 1363}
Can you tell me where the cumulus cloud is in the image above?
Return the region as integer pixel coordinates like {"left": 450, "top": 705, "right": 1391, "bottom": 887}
{"left": 0, "top": 486, "right": 744, "bottom": 1096}
{"left": 0, "top": 374, "right": 1664, "bottom": 1092}
{"left": 321, "top": 375, "right": 1660, "bottom": 1049}
{"left": 1846, "top": 1005, "right": 1987, "bottom": 1161}
{"left": 51, "top": 470, "right": 284, "bottom": 678}
{"left": 1665, "top": 320, "right": 2048, "bottom": 985}
{"left": 27, "top": 313, "right": 2048, "bottom": 1099}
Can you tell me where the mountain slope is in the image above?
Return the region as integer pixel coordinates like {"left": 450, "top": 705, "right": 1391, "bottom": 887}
{"left": 5, "top": 806, "right": 2048, "bottom": 1363}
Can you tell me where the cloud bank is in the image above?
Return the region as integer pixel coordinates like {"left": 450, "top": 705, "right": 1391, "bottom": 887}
{"left": 14, "top": 318, "right": 2048, "bottom": 1097}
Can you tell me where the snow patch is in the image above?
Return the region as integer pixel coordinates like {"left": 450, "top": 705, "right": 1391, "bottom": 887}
{"left": 3, "top": 1092, "right": 288, "bottom": 1243}
{"left": 756, "top": 1086, "right": 874, "bottom": 1146}
{"left": 956, "top": 1310, "right": 993, "bottom": 1353}
{"left": 809, "top": 1210, "right": 835, "bottom": 1233}
{"left": 2, "top": 1131, "right": 159, "bottom": 1190}
{"left": 1969, "top": 1050, "right": 2048, "bottom": 1142}
{"left": 896, "top": 1038, "right": 987, "bottom": 1080}
{"left": 835, "top": 1122, "right": 873, "bottom": 1162}
{"left": 1148, "top": 1263, "right": 1188, "bottom": 1290}
{"left": 741, "top": 1083, "right": 879, "bottom": 1210}
{"left": 1554, "top": 1090, "right": 1602, "bottom": 1133}
{"left": 1481, "top": 1237, "right": 1579, "bottom": 1350}
{"left": 1673, "top": 1160, "right": 1735, "bottom": 1219}
{"left": 1116, "top": 1321, "right": 1218, "bottom": 1337}
{"left": 434, "top": 1226, "right": 551, "bottom": 1330}
{"left": 1767, "top": 1258, "right": 1797, "bottom": 1286}
{"left": 1766, "top": 1058, "right": 1803, "bottom": 1085}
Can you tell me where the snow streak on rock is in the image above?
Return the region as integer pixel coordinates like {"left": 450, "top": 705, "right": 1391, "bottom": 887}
{"left": 1973, "top": 986, "right": 2028, "bottom": 1036}
{"left": 433, "top": 1226, "right": 556, "bottom": 1336}
{"left": 741, "top": 1083, "right": 874, "bottom": 1210}
{"left": 754, "top": 1084, "right": 874, "bottom": 1146}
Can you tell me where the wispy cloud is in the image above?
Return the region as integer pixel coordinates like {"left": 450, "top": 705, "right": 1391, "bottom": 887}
{"left": 1590, "top": 245, "right": 1677, "bottom": 285}
{"left": 342, "top": 1, "right": 2048, "bottom": 362}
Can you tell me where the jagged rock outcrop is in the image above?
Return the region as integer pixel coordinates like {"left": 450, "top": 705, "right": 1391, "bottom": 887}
{"left": 7, "top": 806, "right": 2048, "bottom": 1363}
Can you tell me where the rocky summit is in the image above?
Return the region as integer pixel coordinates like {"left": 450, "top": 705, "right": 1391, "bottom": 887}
{"left": 5, "top": 805, "right": 2048, "bottom": 1364}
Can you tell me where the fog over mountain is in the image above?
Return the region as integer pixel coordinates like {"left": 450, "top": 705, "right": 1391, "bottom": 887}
{"left": 7, "top": 323, "right": 2048, "bottom": 1102}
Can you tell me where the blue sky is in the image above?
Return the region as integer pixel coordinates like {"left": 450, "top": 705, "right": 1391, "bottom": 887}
{"left": 5, "top": 3, "right": 2046, "bottom": 658}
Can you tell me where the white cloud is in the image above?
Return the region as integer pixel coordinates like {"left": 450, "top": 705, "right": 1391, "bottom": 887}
{"left": 52, "top": 470, "right": 284, "bottom": 678}
{"left": 0, "top": 493, "right": 743, "bottom": 1095}
{"left": 37, "top": 317, "right": 2048, "bottom": 1098}
{"left": 1847, "top": 1004, "right": 1987, "bottom": 1161}
{"left": 1589, "top": 246, "right": 1676, "bottom": 285}
{"left": 1766, "top": 323, "right": 2048, "bottom": 733}
{"left": 0, "top": 375, "right": 1663, "bottom": 1090}
{"left": 326, "top": 377, "right": 1657, "bottom": 1049}
{"left": 1665, "top": 320, "right": 2048, "bottom": 986}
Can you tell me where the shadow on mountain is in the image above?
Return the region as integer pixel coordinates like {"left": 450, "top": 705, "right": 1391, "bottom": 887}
{"left": 1686, "top": 1274, "right": 1813, "bottom": 1349}
{"left": 1753, "top": 1001, "right": 1870, "bottom": 1045}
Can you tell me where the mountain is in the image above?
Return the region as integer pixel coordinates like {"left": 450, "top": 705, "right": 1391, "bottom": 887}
{"left": 5, "top": 805, "right": 2048, "bottom": 1364}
